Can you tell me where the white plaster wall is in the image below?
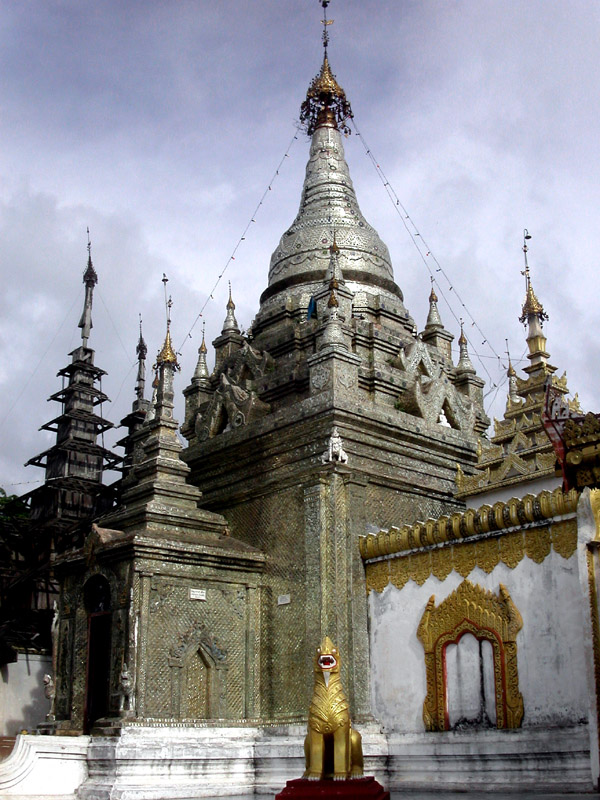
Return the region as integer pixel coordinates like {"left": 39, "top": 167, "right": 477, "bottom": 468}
{"left": 0, "top": 653, "right": 51, "bottom": 735}
{"left": 369, "top": 548, "right": 588, "bottom": 732}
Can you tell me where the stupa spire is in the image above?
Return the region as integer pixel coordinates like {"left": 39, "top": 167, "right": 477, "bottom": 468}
{"left": 135, "top": 314, "right": 147, "bottom": 401}
{"left": 518, "top": 230, "right": 551, "bottom": 374}
{"left": 425, "top": 282, "right": 443, "bottom": 329}
{"left": 156, "top": 275, "right": 179, "bottom": 369}
{"left": 78, "top": 228, "right": 98, "bottom": 347}
{"left": 262, "top": 3, "right": 404, "bottom": 316}
{"left": 222, "top": 282, "right": 240, "bottom": 334}
{"left": 193, "top": 322, "right": 210, "bottom": 382}
{"left": 456, "top": 322, "right": 475, "bottom": 374}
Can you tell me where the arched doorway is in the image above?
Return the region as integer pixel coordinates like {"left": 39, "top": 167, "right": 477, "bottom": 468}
{"left": 83, "top": 574, "right": 112, "bottom": 733}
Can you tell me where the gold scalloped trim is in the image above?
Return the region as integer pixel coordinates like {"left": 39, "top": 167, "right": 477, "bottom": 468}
{"left": 365, "top": 521, "right": 578, "bottom": 594}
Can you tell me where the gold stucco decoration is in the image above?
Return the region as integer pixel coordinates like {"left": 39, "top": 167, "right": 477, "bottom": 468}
{"left": 586, "top": 550, "right": 600, "bottom": 752}
{"left": 388, "top": 557, "right": 410, "bottom": 592}
{"left": 499, "top": 531, "right": 525, "bottom": 569}
{"left": 524, "top": 526, "right": 551, "bottom": 564}
{"left": 453, "top": 542, "right": 477, "bottom": 578}
{"left": 410, "top": 551, "right": 432, "bottom": 586}
{"left": 591, "top": 489, "right": 600, "bottom": 541}
{"left": 417, "top": 580, "right": 524, "bottom": 732}
{"left": 363, "top": 488, "right": 580, "bottom": 594}
{"left": 431, "top": 547, "right": 453, "bottom": 581}
{"left": 367, "top": 560, "right": 390, "bottom": 593}
{"left": 476, "top": 536, "right": 500, "bottom": 574}
{"left": 551, "top": 520, "right": 578, "bottom": 560}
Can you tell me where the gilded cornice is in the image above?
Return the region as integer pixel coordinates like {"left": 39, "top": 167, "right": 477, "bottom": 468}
{"left": 364, "top": 518, "right": 577, "bottom": 594}
{"left": 360, "top": 486, "right": 578, "bottom": 561}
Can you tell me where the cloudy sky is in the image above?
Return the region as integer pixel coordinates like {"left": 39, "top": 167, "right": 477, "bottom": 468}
{"left": 1, "top": 0, "right": 599, "bottom": 493}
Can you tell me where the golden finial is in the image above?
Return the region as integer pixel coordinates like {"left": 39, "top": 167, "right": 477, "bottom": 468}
{"left": 519, "top": 230, "right": 547, "bottom": 323}
{"left": 429, "top": 283, "right": 438, "bottom": 304}
{"left": 156, "top": 321, "right": 179, "bottom": 367}
{"left": 458, "top": 320, "right": 467, "bottom": 346}
{"left": 199, "top": 321, "right": 207, "bottom": 354}
{"left": 300, "top": 1, "right": 353, "bottom": 136}
{"left": 156, "top": 275, "right": 179, "bottom": 368}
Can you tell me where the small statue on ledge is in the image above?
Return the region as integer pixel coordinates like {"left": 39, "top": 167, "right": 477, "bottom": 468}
{"left": 118, "top": 662, "right": 135, "bottom": 715}
{"left": 304, "top": 636, "right": 363, "bottom": 781}
{"left": 321, "top": 427, "right": 348, "bottom": 465}
{"left": 43, "top": 673, "right": 56, "bottom": 722}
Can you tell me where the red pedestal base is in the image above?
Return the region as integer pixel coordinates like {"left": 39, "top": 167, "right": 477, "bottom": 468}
{"left": 274, "top": 776, "right": 390, "bottom": 800}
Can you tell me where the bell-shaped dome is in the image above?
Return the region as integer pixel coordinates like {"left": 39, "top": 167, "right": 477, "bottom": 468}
{"left": 260, "top": 55, "right": 404, "bottom": 311}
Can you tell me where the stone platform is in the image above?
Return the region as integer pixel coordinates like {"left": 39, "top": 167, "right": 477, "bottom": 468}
{"left": 275, "top": 777, "right": 389, "bottom": 800}
{"left": 0, "top": 723, "right": 594, "bottom": 798}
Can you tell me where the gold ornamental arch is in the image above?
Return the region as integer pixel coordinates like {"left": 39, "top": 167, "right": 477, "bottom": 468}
{"left": 417, "top": 579, "right": 524, "bottom": 731}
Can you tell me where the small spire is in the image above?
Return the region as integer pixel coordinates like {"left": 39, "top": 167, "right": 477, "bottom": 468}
{"left": 83, "top": 228, "right": 98, "bottom": 286}
{"left": 425, "top": 280, "right": 443, "bottom": 328}
{"left": 506, "top": 340, "right": 520, "bottom": 405}
{"left": 78, "top": 228, "right": 97, "bottom": 347}
{"left": 193, "top": 322, "right": 210, "bottom": 382}
{"left": 456, "top": 321, "right": 475, "bottom": 374}
{"left": 330, "top": 230, "right": 340, "bottom": 255}
{"left": 222, "top": 282, "right": 240, "bottom": 334}
{"left": 519, "top": 230, "right": 548, "bottom": 324}
{"left": 326, "top": 231, "right": 344, "bottom": 287}
{"left": 135, "top": 314, "right": 147, "bottom": 401}
{"left": 517, "top": 230, "right": 550, "bottom": 373}
{"left": 156, "top": 281, "right": 179, "bottom": 369}
{"left": 156, "top": 304, "right": 179, "bottom": 368}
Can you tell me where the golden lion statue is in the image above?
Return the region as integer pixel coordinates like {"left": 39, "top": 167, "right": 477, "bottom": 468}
{"left": 304, "top": 636, "right": 364, "bottom": 781}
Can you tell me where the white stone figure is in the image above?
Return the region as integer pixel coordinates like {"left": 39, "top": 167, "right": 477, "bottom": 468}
{"left": 118, "top": 663, "right": 135, "bottom": 714}
{"left": 438, "top": 408, "right": 451, "bottom": 427}
{"left": 321, "top": 426, "right": 348, "bottom": 464}
{"left": 43, "top": 673, "right": 56, "bottom": 721}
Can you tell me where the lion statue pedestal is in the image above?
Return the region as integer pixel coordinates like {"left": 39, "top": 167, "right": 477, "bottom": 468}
{"left": 275, "top": 636, "right": 389, "bottom": 800}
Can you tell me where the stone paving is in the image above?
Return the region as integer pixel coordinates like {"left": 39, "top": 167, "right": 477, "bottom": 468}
{"left": 201, "top": 794, "right": 600, "bottom": 800}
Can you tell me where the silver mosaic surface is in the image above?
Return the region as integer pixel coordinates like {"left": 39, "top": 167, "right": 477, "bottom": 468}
{"left": 268, "top": 126, "right": 396, "bottom": 292}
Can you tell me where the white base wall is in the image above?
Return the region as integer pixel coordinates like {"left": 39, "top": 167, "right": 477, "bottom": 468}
{"left": 78, "top": 724, "right": 389, "bottom": 800}
{"left": 0, "top": 653, "right": 52, "bottom": 736}
{"left": 387, "top": 725, "right": 592, "bottom": 792}
{"left": 0, "top": 733, "right": 89, "bottom": 798}
{"left": 0, "top": 723, "right": 594, "bottom": 798}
